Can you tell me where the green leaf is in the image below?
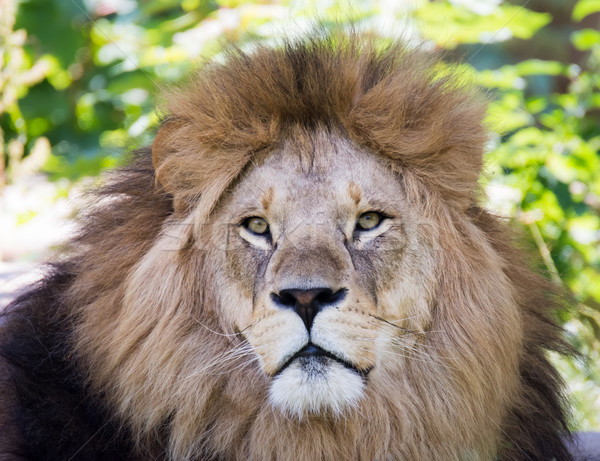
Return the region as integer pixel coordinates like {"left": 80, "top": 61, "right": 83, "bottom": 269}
{"left": 15, "top": 0, "right": 87, "bottom": 69}
{"left": 572, "top": 0, "right": 600, "bottom": 21}
{"left": 572, "top": 29, "right": 600, "bottom": 51}
{"left": 415, "top": 4, "right": 551, "bottom": 48}
{"left": 515, "top": 60, "right": 566, "bottom": 76}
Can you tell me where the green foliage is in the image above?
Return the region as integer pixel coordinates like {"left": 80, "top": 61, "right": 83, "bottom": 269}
{"left": 1, "top": 0, "right": 599, "bottom": 429}
{"left": 0, "top": 0, "right": 51, "bottom": 185}
{"left": 478, "top": 2, "right": 600, "bottom": 429}
{"left": 415, "top": 2, "right": 551, "bottom": 47}
{"left": 573, "top": 0, "right": 600, "bottom": 21}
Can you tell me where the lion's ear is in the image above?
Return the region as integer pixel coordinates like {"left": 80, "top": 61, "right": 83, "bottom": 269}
{"left": 152, "top": 117, "right": 186, "bottom": 194}
{"left": 151, "top": 117, "right": 247, "bottom": 216}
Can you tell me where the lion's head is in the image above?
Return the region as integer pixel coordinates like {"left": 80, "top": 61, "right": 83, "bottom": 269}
{"left": 211, "top": 130, "right": 443, "bottom": 418}
{"left": 56, "top": 31, "right": 570, "bottom": 460}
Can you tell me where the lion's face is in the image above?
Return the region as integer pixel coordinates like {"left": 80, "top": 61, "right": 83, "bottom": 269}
{"left": 209, "top": 130, "right": 437, "bottom": 417}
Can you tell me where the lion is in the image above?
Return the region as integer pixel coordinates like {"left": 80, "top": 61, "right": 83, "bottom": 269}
{"left": 0, "top": 30, "right": 572, "bottom": 460}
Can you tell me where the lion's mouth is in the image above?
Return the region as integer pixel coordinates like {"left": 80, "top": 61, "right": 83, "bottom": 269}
{"left": 275, "top": 343, "right": 369, "bottom": 377}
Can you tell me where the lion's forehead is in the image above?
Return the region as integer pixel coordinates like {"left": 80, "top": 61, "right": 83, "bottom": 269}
{"left": 229, "top": 132, "right": 403, "bottom": 226}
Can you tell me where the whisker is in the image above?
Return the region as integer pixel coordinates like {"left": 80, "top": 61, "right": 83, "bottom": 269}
{"left": 192, "top": 317, "right": 255, "bottom": 338}
{"left": 356, "top": 339, "right": 456, "bottom": 370}
{"left": 390, "top": 337, "right": 441, "bottom": 350}
{"left": 368, "top": 314, "right": 426, "bottom": 335}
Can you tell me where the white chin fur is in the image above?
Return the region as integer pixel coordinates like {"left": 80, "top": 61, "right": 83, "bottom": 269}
{"left": 269, "top": 358, "right": 365, "bottom": 418}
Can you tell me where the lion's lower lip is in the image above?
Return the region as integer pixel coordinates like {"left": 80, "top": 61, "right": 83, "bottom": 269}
{"left": 293, "top": 343, "right": 328, "bottom": 359}
{"left": 275, "top": 343, "right": 370, "bottom": 377}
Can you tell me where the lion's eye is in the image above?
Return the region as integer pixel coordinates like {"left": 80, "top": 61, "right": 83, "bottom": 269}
{"left": 244, "top": 217, "right": 270, "bottom": 235}
{"left": 356, "top": 212, "right": 382, "bottom": 231}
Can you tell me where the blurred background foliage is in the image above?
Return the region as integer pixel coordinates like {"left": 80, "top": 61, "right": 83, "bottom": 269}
{"left": 0, "top": 0, "right": 599, "bottom": 429}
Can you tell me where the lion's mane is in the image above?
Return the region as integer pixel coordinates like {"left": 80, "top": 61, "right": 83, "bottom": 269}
{"left": 1, "top": 30, "right": 572, "bottom": 460}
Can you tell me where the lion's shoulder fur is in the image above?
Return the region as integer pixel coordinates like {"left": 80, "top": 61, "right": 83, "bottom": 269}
{"left": 467, "top": 207, "right": 573, "bottom": 459}
{"left": 0, "top": 154, "right": 167, "bottom": 459}
{"left": 0, "top": 31, "right": 574, "bottom": 460}
{"left": 1, "top": 269, "right": 133, "bottom": 460}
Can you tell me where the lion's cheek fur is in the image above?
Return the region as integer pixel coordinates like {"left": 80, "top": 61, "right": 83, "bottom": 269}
{"left": 245, "top": 308, "right": 309, "bottom": 375}
{"left": 71, "top": 227, "right": 240, "bottom": 453}
{"left": 365, "top": 202, "right": 524, "bottom": 458}
{"left": 310, "top": 308, "right": 379, "bottom": 370}
{"left": 425, "top": 233, "right": 523, "bottom": 456}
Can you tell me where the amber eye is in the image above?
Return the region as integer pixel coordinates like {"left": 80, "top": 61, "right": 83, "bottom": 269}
{"left": 244, "top": 217, "right": 270, "bottom": 235}
{"left": 356, "top": 212, "right": 382, "bottom": 231}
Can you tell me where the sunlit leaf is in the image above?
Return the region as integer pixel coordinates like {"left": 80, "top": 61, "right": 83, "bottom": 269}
{"left": 572, "top": 0, "right": 600, "bottom": 21}
{"left": 515, "top": 59, "right": 566, "bottom": 76}
{"left": 572, "top": 29, "right": 600, "bottom": 51}
{"left": 416, "top": 3, "right": 551, "bottom": 48}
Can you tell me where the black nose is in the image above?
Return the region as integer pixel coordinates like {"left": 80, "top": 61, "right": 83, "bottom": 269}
{"left": 271, "top": 287, "right": 347, "bottom": 330}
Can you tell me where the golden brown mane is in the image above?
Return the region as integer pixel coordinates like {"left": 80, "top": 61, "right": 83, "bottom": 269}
{"left": 152, "top": 31, "right": 487, "bottom": 214}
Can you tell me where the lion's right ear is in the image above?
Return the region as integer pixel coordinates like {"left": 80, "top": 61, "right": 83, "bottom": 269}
{"left": 151, "top": 114, "right": 265, "bottom": 217}
{"left": 152, "top": 117, "right": 204, "bottom": 213}
{"left": 152, "top": 117, "right": 186, "bottom": 194}
{"left": 151, "top": 117, "right": 240, "bottom": 216}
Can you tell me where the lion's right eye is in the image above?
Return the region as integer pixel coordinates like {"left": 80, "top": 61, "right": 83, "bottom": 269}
{"left": 243, "top": 217, "right": 270, "bottom": 236}
{"left": 356, "top": 211, "right": 383, "bottom": 231}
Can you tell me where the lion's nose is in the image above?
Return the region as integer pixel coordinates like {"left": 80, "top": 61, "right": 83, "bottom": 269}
{"left": 271, "top": 287, "right": 347, "bottom": 331}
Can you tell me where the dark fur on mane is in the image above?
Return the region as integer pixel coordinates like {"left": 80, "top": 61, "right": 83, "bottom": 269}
{"left": 0, "top": 30, "right": 573, "bottom": 460}
{"left": 0, "top": 267, "right": 133, "bottom": 460}
{"left": 467, "top": 208, "right": 573, "bottom": 460}
{"left": 0, "top": 153, "right": 168, "bottom": 460}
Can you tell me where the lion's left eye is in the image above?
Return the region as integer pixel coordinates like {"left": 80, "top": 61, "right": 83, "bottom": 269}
{"left": 356, "top": 212, "right": 383, "bottom": 231}
{"left": 243, "top": 217, "right": 270, "bottom": 235}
